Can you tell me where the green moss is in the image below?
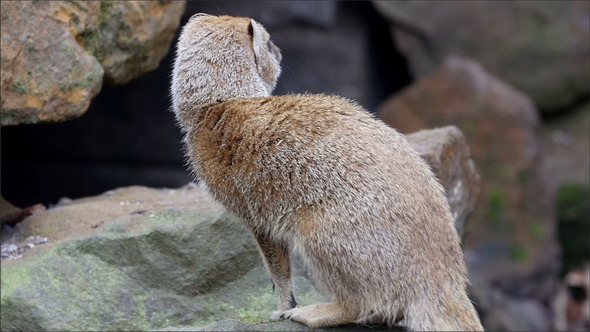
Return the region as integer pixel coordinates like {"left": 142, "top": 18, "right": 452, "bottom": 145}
{"left": 12, "top": 82, "right": 27, "bottom": 94}
{"left": 486, "top": 186, "right": 509, "bottom": 232}
{"left": 1, "top": 245, "right": 159, "bottom": 331}
{"left": 75, "top": 1, "right": 113, "bottom": 57}
{"left": 557, "top": 182, "right": 590, "bottom": 274}
{"left": 66, "top": 0, "right": 86, "bottom": 11}
{"left": 0, "top": 206, "right": 320, "bottom": 330}
{"left": 518, "top": 169, "right": 533, "bottom": 185}
{"left": 1, "top": 259, "right": 33, "bottom": 300}
{"left": 510, "top": 244, "right": 528, "bottom": 262}
{"left": 528, "top": 221, "right": 545, "bottom": 239}
{"left": 489, "top": 166, "right": 508, "bottom": 178}
{"left": 76, "top": 29, "right": 101, "bottom": 55}
{"left": 97, "top": 0, "right": 114, "bottom": 40}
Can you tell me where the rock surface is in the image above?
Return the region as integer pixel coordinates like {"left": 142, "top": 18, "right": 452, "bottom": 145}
{"left": 378, "top": 56, "right": 559, "bottom": 330}
{"left": 373, "top": 0, "right": 590, "bottom": 114}
{"left": 1, "top": 127, "right": 478, "bottom": 331}
{"left": 540, "top": 103, "right": 590, "bottom": 186}
{"left": 0, "top": 1, "right": 185, "bottom": 126}
{"left": 406, "top": 126, "right": 480, "bottom": 238}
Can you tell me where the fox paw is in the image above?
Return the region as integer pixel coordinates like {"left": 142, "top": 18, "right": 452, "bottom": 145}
{"left": 271, "top": 310, "right": 287, "bottom": 321}
{"left": 278, "top": 303, "right": 355, "bottom": 329}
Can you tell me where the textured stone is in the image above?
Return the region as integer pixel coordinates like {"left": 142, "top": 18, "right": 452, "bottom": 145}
{"left": 0, "top": 185, "right": 280, "bottom": 331}
{"left": 0, "top": 1, "right": 185, "bottom": 126}
{"left": 373, "top": 0, "right": 590, "bottom": 113}
{"left": 407, "top": 126, "right": 480, "bottom": 238}
{"left": 377, "top": 56, "right": 559, "bottom": 330}
{"left": 88, "top": 1, "right": 187, "bottom": 85}
{"left": 1, "top": 1, "right": 103, "bottom": 125}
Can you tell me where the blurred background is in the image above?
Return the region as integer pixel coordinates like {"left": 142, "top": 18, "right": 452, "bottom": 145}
{"left": 2, "top": 1, "right": 411, "bottom": 205}
{"left": 1, "top": 1, "right": 588, "bottom": 331}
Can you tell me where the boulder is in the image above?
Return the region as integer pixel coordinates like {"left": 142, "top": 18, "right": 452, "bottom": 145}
{"left": 377, "top": 56, "right": 559, "bottom": 330}
{"left": 0, "top": 1, "right": 185, "bottom": 126}
{"left": 0, "top": 185, "right": 307, "bottom": 331}
{"left": 1, "top": 127, "right": 480, "bottom": 331}
{"left": 406, "top": 126, "right": 480, "bottom": 238}
{"left": 372, "top": 0, "right": 590, "bottom": 114}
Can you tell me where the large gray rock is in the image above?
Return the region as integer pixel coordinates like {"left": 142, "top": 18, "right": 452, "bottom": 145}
{"left": 0, "top": 185, "right": 303, "bottom": 331}
{"left": 373, "top": 0, "right": 590, "bottom": 114}
{"left": 0, "top": 1, "right": 186, "bottom": 126}
{"left": 1, "top": 127, "right": 480, "bottom": 331}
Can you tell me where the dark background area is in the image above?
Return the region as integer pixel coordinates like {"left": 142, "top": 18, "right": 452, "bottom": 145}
{"left": 1, "top": 1, "right": 411, "bottom": 207}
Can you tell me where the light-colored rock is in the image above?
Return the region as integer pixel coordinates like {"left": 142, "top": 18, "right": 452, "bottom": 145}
{"left": 88, "top": 1, "right": 187, "bottom": 85}
{"left": 0, "top": 185, "right": 304, "bottom": 331}
{"left": 0, "top": 1, "right": 185, "bottom": 126}
{"left": 407, "top": 126, "right": 480, "bottom": 238}
{"left": 0, "top": 196, "right": 20, "bottom": 222}
{"left": 372, "top": 0, "right": 590, "bottom": 113}
{"left": 1, "top": 1, "right": 103, "bottom": 125}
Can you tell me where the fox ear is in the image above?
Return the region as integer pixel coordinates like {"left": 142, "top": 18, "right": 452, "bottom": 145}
{"left": 189, "top": 13, "right": 212, "bottom": 21}
{"left": 249, "top": 19, "right": 268, "bottom": 66}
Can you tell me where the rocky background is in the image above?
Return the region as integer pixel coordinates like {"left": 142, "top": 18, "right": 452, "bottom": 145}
{"left": 1, "top": 1, "right": 589, "bottom": 331}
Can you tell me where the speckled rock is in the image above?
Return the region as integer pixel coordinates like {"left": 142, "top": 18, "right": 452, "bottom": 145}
{"left": 407, "top": 126, "right": 480, "bottom": 238}
{"left": 0, "top": 1, "right": 185, "bottom": 126}
{"left": 0, "top": 185, "right": 323, "bottom": 331}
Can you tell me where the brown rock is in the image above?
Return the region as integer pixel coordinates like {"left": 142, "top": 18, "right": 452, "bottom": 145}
{"left": 377, "top": 57, "right": 559, "bottom": 306}
{"left": 12, "top": 184, "right": 219, "bottom": 246}
{"left": 0, "top": 1, "right": 185, "bottom": 126}
{"left": 0, "top": 196, "right": 21, "bottom": 223}
{"left": 1, "top": 1, "right": 103, "bottom": 125}
{"left": 89, "top": 1, "right": 187, "bottom": 85}
{"left": 372, "top": 0, "right": 590, "bottom": 113}
{"left": 0, "top": 202, "right": 46, "bottom": 227}
{"left": 406, "top": 126, "right": 480, "bottom": 237}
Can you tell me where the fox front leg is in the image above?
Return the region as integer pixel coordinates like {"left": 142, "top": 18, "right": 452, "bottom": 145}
{"left": 252, "top": 231, "right": 297, "bottom": 319}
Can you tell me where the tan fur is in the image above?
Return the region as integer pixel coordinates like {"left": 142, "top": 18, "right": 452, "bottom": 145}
{"left": 171, "top": 13, "right": 484, "bottom": 331}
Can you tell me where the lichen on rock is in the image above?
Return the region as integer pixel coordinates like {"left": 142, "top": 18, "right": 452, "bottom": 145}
{"left": 0, "top": 1, "right": 186, "bottom": 126}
